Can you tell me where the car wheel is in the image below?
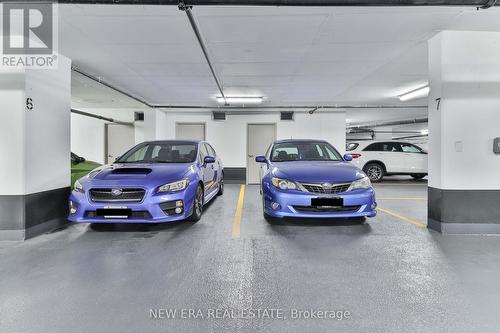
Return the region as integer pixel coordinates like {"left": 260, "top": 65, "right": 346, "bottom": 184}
{"left": 188, "top": 184, "right": 204, "bottom": 222}
{"left": 217, "top": 176, "right": 224, "bottom": 196}
{"left": 364, "top": 163, "right": 384, "bottom": 182}
{"left": 411, "top": 174, "right": 426, "bottom": 180}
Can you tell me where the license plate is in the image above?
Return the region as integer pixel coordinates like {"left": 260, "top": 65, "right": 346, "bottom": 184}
{"left": 311, "top": 197, "right": 343, "bottom": 207}
{"left": 96, "top": 208, "right": 132, "bottom": 219}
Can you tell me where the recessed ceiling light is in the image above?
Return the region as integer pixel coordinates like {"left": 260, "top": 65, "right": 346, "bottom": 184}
{"left": 399, "top": 86, "right": 430, "bottom": 102}
{"left": 216, "top": 96, "right": 263, "bottom": 105}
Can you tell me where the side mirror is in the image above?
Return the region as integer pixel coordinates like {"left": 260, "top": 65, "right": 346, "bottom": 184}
{"left": 343, "top": 154, "right": 353, "bottom": 161}
{"left": 255, "top": 156, "right": 267, "bottom": 163}
{"left": 204, "top": 155, "right": 216, "bottom": 164}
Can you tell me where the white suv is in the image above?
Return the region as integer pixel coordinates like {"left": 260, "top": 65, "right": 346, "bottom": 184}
{"left": 346, "top": 141, "right": 427, "bottom": 182}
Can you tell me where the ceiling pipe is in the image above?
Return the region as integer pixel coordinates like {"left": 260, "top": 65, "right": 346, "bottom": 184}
{"left": 71, "top": 109, "right": 134, "bottom": 125}
{"left": 347, "top": 117, "right": 428, "bottom": 129}
{"left": 46, "top": 0, "right": 500, "bottom": 7}
{"left": 179, "top": 2, "right": 227, "bottom": 104}
{"left": 72, "top": 66, "right": 153, "bottom": 108}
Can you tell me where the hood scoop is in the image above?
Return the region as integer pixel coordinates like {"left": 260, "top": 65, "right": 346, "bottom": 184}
{"left": 111, "top": 168, "right": 152, "bottom": 175}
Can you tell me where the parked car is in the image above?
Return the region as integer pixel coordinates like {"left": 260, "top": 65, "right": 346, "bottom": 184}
{"left": 256, "top": 139, "right": 376, "bottom": 222}
{"left": 68, "top": 140, "right": 224, "bottom": 224}
{"left": 346, "top": 140, "right": 427, "bottom": 182}
{"left": 71, "top": 152, "right": 101, "bottom": 187}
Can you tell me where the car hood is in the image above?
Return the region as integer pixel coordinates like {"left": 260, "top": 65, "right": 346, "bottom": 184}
{"left": 82, "top": 163, "right": 195, "bottom": 187}
{"left": 271, "top": 161, "right": 365, "bottom": 183}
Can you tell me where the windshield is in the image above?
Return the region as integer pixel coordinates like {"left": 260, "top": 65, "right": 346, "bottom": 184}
{"left": 117, "top": 143, "right": 198, "bottom": 163}
{"left": 270, "top": 142, "right": 342, "bottom": 162}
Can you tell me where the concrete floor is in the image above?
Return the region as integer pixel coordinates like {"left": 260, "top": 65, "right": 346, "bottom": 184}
{"left": 1, "top": 179, "right": 500, "bottom": 332}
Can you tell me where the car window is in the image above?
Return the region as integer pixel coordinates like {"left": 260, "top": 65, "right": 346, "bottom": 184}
{"left": 118, "top": 143, "right": 197, "bottom": 163}
{"left": 384, "top": 142, "right": 403, "bottom": 152}
{"left": 198, "top": 143, "right": 209, "bottom": 162}
{"left": 205, "top": 143, "right": 216, "bottom": 156}
{"left": 270, "top": 142, "right": 342, "bottom": 162}
{"left": 346, "top": 142, "right": 359, "bottom": 151}
{"left": 401, "top": 143, "right": 422, "bottom": 153}
{"left": 363, "top": 142, "right": 383, "bottom": 151}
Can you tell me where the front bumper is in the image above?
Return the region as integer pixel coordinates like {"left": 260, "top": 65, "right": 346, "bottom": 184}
{"left": 262, "top": 185, "right": 377, "bottom": 219}
{"left": 68, "top": 185, "right": 196, "bottom": 223}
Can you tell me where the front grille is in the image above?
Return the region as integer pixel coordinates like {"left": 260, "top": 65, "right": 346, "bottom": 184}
{"left": 293, "top": 205, "right": 361, "bottom": 213}
{"left": 89, "top": 188, "right": 145, "bottom": 202}
{"left": 299, "top": 182, "right": 351, "bottom": 194}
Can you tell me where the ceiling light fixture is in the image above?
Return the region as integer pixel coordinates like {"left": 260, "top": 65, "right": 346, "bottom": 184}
{"left": 216, "top": 96, "right": 263, "bottom": 105}
{"left": 398, "top": 85, "right": 430, "bottom": 102}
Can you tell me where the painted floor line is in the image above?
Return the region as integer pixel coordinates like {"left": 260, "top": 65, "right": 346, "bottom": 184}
{"left": 231, "top": 185, "right": 246, "bottom": 239}
{"left": 377, "top": 207, "right": 427, "bottom": 228}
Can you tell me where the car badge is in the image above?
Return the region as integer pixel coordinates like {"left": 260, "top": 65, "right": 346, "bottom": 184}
{"left": 111, "top": 189, "right": 123, "bottom": 196}
{"left": 321, "top": 183, "right": 333, "bottom": 189}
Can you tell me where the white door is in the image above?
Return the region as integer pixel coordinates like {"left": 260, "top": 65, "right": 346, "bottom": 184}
{"left": 247, "top": 124, "right": 276, "bottom": 184}
{"left": 176, "top": 123, "right": 206, "bottom": 141}
{"left": 106, "top": 124, "right": 135, "bottom": 163}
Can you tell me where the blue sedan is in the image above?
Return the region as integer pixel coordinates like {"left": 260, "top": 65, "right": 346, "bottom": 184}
{"left": 256, "top": 139, "right": 377, "bottom": 221}
{"left": 68, "top": 140, "right": 223, "bottom": 224}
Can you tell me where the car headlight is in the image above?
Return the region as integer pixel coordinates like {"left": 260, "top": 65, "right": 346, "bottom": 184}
{"left": 74, "top": 179, "right": 84, "bottom": 193}
{"left": 271, "top": 177, "right": 298, "bottom": 190}
{"left": 158, "top": 179, "right": 189, "bottom": 193}
{"left": 347, "top": 176, "right": 371, "bottom": 191}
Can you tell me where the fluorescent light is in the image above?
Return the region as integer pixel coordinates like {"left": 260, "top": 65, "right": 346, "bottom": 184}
{"left": 420, "top": 129, "right": 429, "bottom": 135}
{"left": 398, "top": 86, "right": 430, "bottom": 102}
{"left": 216, "top": 96, "right": 263, "bottom": 105}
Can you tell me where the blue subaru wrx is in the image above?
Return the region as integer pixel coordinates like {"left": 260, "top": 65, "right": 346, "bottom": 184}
{"left": 256, "top": 139, "right": 377, "bottom": 221}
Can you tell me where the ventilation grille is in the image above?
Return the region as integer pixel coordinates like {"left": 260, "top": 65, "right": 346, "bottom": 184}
{"left": 213, "top": 112, "right": 226, "bottom": 120}
{"left": 281, "top": 111, "right": 294, "bottom": 121}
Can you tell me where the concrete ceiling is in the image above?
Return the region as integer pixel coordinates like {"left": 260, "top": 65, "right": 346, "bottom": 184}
{"left": 64, "top": 5, "right": 500, "bottom": 112}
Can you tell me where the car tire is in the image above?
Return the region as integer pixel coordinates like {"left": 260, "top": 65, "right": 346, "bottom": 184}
{"left": 188, "top": 184, "right": 204, "bottom": 222}
{"left": 411, "top": 174, "right": 426, "bottom": 180}
{"left": 217, "top": 175, "right": 224, "bottom": 196}
{"left": 364, "top": 163, "right": 384, "bottom": 182}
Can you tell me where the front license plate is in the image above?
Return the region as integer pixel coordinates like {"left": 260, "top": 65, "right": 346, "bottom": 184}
{"left": 311, "top": 197, "right": 344, "bottom": 207}
{"left": 96, "top": 208, "right": 132, "bottom": 219}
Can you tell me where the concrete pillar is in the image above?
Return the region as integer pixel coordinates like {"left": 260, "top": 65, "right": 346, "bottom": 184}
{"left": 427, "top": 31, "right": 500, "bottom": 234}
{"left": 0, "top": 56, "right": 71, "bottom": 240}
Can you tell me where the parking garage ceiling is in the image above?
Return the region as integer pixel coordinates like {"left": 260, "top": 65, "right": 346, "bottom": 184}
{"left": 66, "top": 5, "right": 500, "bottom": 109}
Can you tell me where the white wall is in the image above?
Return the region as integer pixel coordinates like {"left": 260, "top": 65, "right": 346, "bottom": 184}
{"left": 428, "top": 31, "right": 500, "bottom": 190}
{"left": 70, "top": 108, "right": 136, "bottom": 164}
{"left": 154, "top": 111, "right": 346, "bottom": 168}
{"left": 0, "top": 56, "right": 72, "bottom": 195}
{"left": 0, "top": 72, "right": 26, "bottom": 195}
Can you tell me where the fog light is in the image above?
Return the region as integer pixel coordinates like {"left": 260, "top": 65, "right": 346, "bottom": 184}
{"left": 175, "top": 207, "right": 182, "bottom": 214}
{"left": 69, "top": 201, "right": 77, "bottom": 215}
{"left": 271, "top": 202, "right": 280, "bottom": 210}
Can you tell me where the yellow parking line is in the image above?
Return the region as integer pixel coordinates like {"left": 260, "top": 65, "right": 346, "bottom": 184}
{"left": 231, "top": 185, "right": 246, "bottom": 239}
{"left": 377, "top": 207, "right": 426, "bottom": 228}
{"left": 377, "top": 197, "right": 426, "bottom": 200}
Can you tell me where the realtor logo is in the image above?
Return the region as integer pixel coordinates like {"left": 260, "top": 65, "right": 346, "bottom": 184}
{"left": 1, "top": 1, "right": 58, "bottom": 68}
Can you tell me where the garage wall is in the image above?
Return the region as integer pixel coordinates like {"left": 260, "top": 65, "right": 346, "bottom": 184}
{"left": 154, "top": 111, "right": 346, "bottom": 168}
{"left": 70, "top": 108, "right": 137, "bottom": 164}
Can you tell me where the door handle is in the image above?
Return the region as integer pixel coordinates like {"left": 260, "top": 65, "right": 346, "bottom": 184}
{"left": 248, "top": 154, "right": 254, "bottom": 158}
